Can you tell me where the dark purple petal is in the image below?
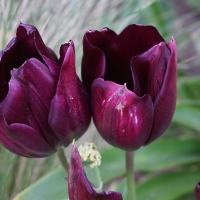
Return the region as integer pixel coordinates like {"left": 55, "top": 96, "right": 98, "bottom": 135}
{"left": 68, "top": 143, "right": 123, "bottom": 200}
{"left": 104, "top": 25, "right": 165, "bottom": 91}
{"left": 12, "top": 58, "right": 59, "bottom": 148}
{"left": 99, "top": 27, "right": 117, "bottom": 42}
{"left": 0, "top": 114, "right": 56, "bottom": 157}
{"left": 145, "top": 38, "right": 177, "bottom": 144}
{"left": 33, "top": 26, "right": 60, "bottom": 77}
{"left": 195, "top": 182, "right": 200, "bottom": 200}
{"left": 82, "top": 24, "right": 165, "bottom": 94}
{"left": 19, "top": 23, "right": 58, "bottom": 63}
{"left": 0, "top": 23, "right": 58, "bottom": 102}
{"left": 81, "top": 29, "right": 116, "bottom": 95}
{"left": 92, "top": 78, "right": 154, "bottom": 151}
{"left": 49, "top": 41, "right": 91, "bottom": 147}
{"left": 59, "top": 43, "right": 70, "bottom": 66}
{"left": 109, "top": 24, "right": 165, "bottom": 60}
{"left": 131, "top": 42, "right": 170, "bottom": 101}
{"left": 0, "top": 77, "right": 29, "bottom": 125}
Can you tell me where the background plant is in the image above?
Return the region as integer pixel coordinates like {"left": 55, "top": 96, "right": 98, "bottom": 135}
{"left": 0, "top": 0, "right": 200, "bottom": 199}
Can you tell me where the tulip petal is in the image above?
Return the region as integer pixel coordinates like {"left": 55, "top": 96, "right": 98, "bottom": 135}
{"left": 0, "top": 114, "right": 55, "bottom": 157}
{"left": 195, "top": 182, "right": 200, "bottom": 200}
{"left": 0, "top": 77, "right": 29, "bottom": 125}
{"left": 145, "top": 38, "right": 177, "bottom": 144}
{"left": 68, "top": 143, "right": 123, "bottom": 200}
{"left": 81, "top": 29, "right": 116, "bottom": 95}
{"left": 109, "top": 24, "right": 165, "bottom": 60}
{"left": 18, "top": 23, "right": 59, "bottom": 63}
{"left": 131, "top": 42, "right": 171, "bottom": 101}
{"left": 100, "top": 27, "right": 117, "bottom": 41}
{"left": 49, "top": 41, "right": 91, "bottom": 146}
{"left": 12, "top": 58, "right": 59, "bottom": 148}
{"left": 59, "top": 43, "right": 70, "bottom": 66}
{"left": 0, "top": 23, "right": 58, "bottom": 102}
{"left": 92, "top": 78, "right": 153, "bottom": 151}
{"left": 102, "top": 24, "right": 165, "bottom": 91}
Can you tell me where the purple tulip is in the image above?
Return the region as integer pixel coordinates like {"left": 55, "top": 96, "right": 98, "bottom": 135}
{"left": 68, "top": 143, "right": 123, "bottom": 200}
{"left": 0, "top": 23, "right": 91, "bottom": 157}
{"left": 82, "top": 24, "right": 177, "bottom": 151}
{"left": 195, "top": 182, "right": 200, "bottom": 200}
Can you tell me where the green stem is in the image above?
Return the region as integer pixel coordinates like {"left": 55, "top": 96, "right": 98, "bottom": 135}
{"left": 57, "top": 148, "right": 69, "bottom": 174}
{"left": 126, "top": 151, "right": 136, "bottom": 200}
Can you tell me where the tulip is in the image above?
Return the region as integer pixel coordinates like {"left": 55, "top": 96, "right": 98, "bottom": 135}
{"left": 0, "top": 23, "right": 91, "bottom": 157}
{"left": 68, "top": 143, "right": 123, "bottom": 200}
{"left": 195, "top": 182, "right": 200, "bottom": 200}
{"left": 82, "top": 24, "right": 177, "bottom": 151}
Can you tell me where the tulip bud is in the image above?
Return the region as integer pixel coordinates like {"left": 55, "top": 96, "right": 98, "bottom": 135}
{"left": 68, "top": 142, "right": 123, "bottom": 200}
{"left": 82, "top": 24, "right": 177, "bottom": 151}
{"left": 0, "top": 23, "right": 91, "bottom": 157}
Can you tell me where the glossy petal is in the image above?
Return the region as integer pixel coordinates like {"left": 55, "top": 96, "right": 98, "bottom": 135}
{"left": 92, "top": 78, "right": 153, "bottom": 150}
{"left": 12, "top": 58, "right": 59, "bottom": 148}
{"left": 195, "top": 182, "right": 200, "bottom": 200}
{"left": 0, "top": 114, "right": 56, "bottom": 157}
{"left": 0, "top": 23, "right": 91, "bottom": 157}
{"left": 82, "top": 24, "right": 177, "bottom": 150}
{"left": 68, "top": 143, "right": 123, "bottom": 200}
{"left": 145, "top": 38, "right": 177, "bottom": 144}
{"left": 131, "top": 42, "right": 170, "bottom": 101}
{"left": 49, "top": 41, "right": 91, "bottom": 146}
{"left": 0, "top": 77, "right": 29, "bottom": 125}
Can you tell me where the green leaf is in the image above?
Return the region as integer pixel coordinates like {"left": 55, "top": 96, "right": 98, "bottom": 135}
{"left": 178, "top": 76, "right": 200, "bottom": 101}
{"left": 99, "top": 147, "right": 125, "bottom": 183}
{"left": 14, "top": 138, "right": 200, "bottom": 199}
{"left": 99, "top": 138, "right": 200, "bottom": 183}
{"left": 137, "top": 169, "right": 200, "bottom": 200}
{"left": 135, "top": 138, "right": 200, "bottom": 171}
{"left": 14, "top": 167, "right": 67, "bottom": 200}
{"left": 173, "top": 105, "right": 200, "bottom": 132}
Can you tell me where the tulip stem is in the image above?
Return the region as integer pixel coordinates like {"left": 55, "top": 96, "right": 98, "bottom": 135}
{"left": 57, "top": 148, "right": 69, "bottom": 174}
{"left": 125, "top": 151, "right": 136, "bottom": 200}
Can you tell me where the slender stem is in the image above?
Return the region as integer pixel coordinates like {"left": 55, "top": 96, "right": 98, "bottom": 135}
{"left": 57, "top": 148, "right": 69, "bottom": 174}
{"left": 126, "top": 151, "right": 136, "bottom": 200}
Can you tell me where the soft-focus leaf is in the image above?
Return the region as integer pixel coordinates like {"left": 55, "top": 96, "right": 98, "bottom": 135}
{"left": 178, "top": 76, "right": 200, "bottom": 100}
{"left": 137, "top": 170, "right": 200, "bottom": 200}
{"left": 14, "top": 167, "right": 67, "bottom": 200}
{"left": 99, "top": 137, "right": 200, "bottom": 183}
{"left": 135, "top": 138, "right": 200, "bottom": 171}
{"left": 173, "top": 105, "right": 200, "bottom": 132}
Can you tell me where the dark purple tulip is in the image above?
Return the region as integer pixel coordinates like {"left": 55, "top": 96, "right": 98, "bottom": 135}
{"left": 0, "top": 23, "right": 91, "bottom": 157}
{"left": 82, "top": 24, "right": 177, "bottom": 151}
{"left": 195, "top": 182, "right": 200, "bottom": 200}
{"left": 68, "top": 143, "right": 123, "bottom": 200}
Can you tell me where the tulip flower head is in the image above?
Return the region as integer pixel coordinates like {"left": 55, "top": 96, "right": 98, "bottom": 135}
{"left": 0, "top": 23, "right": 91, "bottom": 157}
{"left": 68, "top": 142, "right": 123, "bottom": 200}
{"left": 82, "top": 24, "right": 177, "bottom": 151}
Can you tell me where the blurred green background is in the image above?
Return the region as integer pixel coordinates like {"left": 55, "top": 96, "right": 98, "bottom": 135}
{"left": 0, "top": 0, "right": 200, "bottom": 199}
